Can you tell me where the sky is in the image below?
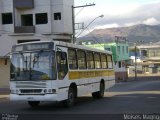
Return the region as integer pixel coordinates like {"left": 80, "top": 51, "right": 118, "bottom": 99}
{"left": 74, "top": 0, "right": 160, "bottom": 36}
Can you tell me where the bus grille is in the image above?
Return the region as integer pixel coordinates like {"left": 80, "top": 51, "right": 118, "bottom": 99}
{"left": 15, "top": 81, "right": 46, "bottom": 89}
{"left": 20, "top": 89, "right": 42, "bottom": 94}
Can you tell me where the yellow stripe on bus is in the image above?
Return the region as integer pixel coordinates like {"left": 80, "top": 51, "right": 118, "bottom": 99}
{"left": 69, "top": 70, "right": 114, "bottom": 80}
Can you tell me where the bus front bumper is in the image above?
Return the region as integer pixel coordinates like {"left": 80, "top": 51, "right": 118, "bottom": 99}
{"left": 10, "top": 94, "right": 59, "bottom": 101}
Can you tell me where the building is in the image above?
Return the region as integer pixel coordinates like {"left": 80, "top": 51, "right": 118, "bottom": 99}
{"left": 83, "top": 36, "right": 129, "bottom": 81}
{"left": 0, "top": 0, "right": 74, "bottom": 87}
{"left": 128, "top": 42, "right": 160, "bottom": 74}
{"left": 138, "top": 43, "right": 160, "bottom": 74}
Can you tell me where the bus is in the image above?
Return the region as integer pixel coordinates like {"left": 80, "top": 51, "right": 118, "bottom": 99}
{"left": 10, "top": 41, "right": 115, "bottom": 107}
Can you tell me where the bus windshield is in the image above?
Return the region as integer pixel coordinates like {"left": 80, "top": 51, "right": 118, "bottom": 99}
{"left": 10, "top": 51, "right": 55, "bottom": 81}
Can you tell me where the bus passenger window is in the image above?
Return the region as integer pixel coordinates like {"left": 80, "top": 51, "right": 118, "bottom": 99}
{"left": 101, "top": 54, "right": 107, "bottom": 69}
{"left": 107, "top": 55, "right": 113, "bottom": 69}
{"left": 86, "top": 52, "right": 95, "bottom": 69}
{"left": 94, "top": 53, "right": 101, "bottom": 69}
{"left": 56, "top": 52, "right": 68, "bottom": 80}
{"left": 68, "top": 49, "right": 78, "bottom": 69}
{"left": 77, "top": 50, "right": 87, "bottom": 69}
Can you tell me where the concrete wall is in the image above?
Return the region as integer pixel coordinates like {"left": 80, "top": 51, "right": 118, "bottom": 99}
{"left": 115, "top": 72, "right": 128, "bottom": 81}
{"left": 13, "top": 0, "right": 73, "bottom": 34}
{"left": 0, "top": 0, "right": 73, "bottom": 56}
{"left": 52, "top": 0, "right": 73, "bottom": 34}
{"left": 0, "top": 59, "right": 10, "bottom": 88}
{"left": 1, "top": 0, "right": 15, "bottom": 33}
{"left": 0, "top": 0, "right": 74, "bottom": 35}
{"left": 114, "top": 61, "right": 128, "bottom": 81}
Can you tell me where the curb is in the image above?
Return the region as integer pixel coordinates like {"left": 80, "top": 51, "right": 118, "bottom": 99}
{"left": 0, "top": 95, "right": 9, "bottom": 101}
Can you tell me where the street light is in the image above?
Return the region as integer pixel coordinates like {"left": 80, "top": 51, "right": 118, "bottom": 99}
{"left": 76, "top": 14, "right": 104, "bottom": 38}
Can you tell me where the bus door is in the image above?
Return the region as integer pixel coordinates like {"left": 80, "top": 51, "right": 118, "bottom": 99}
{"left": 56, "top": 46, "right": 68, "bottom": 88}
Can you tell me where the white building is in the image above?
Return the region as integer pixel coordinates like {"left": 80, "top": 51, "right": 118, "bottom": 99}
{"left": 0, "top": 0, "right": 74, "bottom": 87}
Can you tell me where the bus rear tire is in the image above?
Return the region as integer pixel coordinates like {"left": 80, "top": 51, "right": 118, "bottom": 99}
{"left": 28, "top": 101, "right": 40, "bottom": 108}
{"left": 63, "top": 87, "right": 75, "bottom": 107}
{"left": 92, "top": 82, "right": 105, "bottom": 99}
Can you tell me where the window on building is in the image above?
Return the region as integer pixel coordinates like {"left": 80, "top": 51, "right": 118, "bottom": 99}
{"left": 86, "top": 52, "right": 95, "bottom": 69}
{"left": 2, "top": 13, "right": 13, "bottom": 24}
{"left": 68, "top": 49, "right": 78, "bottom": 69}
{"left": 118, "top": 61, "right": 121, "bottom": 68}
{"left": 77, "top": 50, "right": 86, "bottom": 69}
{"left": 17, "top": 39, "right": 40, "bottom": 44}
{"left": 21, "top": 14, "right": 33, "bottom": 26}
{"left": 35, "top": 13, "right": 48, "bottom": 24}
{"left": 101, "top": 54, "right": 107, "bottom": 69}
{"left": 54, "top": 12, "right": 61, "bottom": 20}
{"left": 156, "top": 49, "right": 160, "bottom": 57}
{"left": 149, "top": 49, "right": 156, "bottom": 57}
{"left": 94, "top": 53, "right": 101, "bottom": 69}
{"left": 141, "top": 50, "right": 148, "bottom": 57}
{"left": 122, "top": 46, "right": 124, "bottom": 54}
{"left": 117, "top": 46, "right": 120, "bottom": 54}
{"left": 126, "top": 46, "right": 128, "bottom": 53}
{"left": 105, "top": 48, "right": 111, "bottom": 51}
{"left": 107, "top": 55, "right": 113, "bottom": 69}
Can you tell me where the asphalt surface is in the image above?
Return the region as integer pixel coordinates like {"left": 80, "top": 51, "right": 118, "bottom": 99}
{"left": 0, "top": 79, "right": 160, "bottom": 120}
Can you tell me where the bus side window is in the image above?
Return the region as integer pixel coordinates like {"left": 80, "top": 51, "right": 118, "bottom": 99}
{"left": 101, "top": 54, "right": 107, "bottom": 69}
{"left": 94, "top": 53, "right": 101, "bottom": 69}
{"left": 77, "top": 50, "right": 87, "bottom": 69}
{"left": 56, "top": 51, "right": 68, "bottom": 80}
{"left": 86, "top": 52, "right": 95, "bottom": 69}
{"left": 107, "top": 55, "right": 113, "bottom": 69}
{"left": 68, "top": 49, "right": 78, "bottom": 69}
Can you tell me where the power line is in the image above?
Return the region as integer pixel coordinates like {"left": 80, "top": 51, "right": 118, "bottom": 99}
{"left": 75, "top": 7, "right": 85, "bottom": 17}
{"left": 72, "top": 3, "right": 96, "bottom": 43}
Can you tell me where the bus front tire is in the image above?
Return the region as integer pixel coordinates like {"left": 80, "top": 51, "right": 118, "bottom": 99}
{"left": 92, "top": 82, "right": 105, "bottom": 99}
{"left": 28, "top": 101, "right": 40, "bottom": 108}
{"left": 63, "top": 87, "right": 75, "bottom": 107}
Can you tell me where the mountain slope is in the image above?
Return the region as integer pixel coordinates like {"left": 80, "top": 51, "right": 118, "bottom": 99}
{"left": 77, "top": 24, "right": 160, "bottom": 45}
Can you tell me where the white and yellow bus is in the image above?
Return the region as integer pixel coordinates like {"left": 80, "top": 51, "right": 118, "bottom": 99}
{"left": 10, "top": 41, "right": 115, "bottom": 107}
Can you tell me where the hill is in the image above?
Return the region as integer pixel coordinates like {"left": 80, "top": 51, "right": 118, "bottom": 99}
{"left": 77, "top": 24, "right": 160, "bottom": 45}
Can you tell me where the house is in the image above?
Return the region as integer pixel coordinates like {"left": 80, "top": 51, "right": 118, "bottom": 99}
{"left": 128, "top": 42, "right": 160, "bottom": 74}
{"left": 138, "top": 43, "right": 160, "bottom": 74}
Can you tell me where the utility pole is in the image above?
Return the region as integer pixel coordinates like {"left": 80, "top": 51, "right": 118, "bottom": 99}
{"left": 72, "top": 3, "right": 95, "bottom": 44}
{"left": 134, "top": 43, "right": 137, "bottom": 80}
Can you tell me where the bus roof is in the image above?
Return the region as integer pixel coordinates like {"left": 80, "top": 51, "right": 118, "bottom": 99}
{"left": 14, "top": 41, "right": 112, "bottom": 55}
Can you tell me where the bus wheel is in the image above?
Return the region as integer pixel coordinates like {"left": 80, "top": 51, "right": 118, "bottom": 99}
{"left": 92, "top": 82, "right": 105, "bottom": 99}
{"left": 28, "top": 101, "right": 40, "bottom": 108}
{"left": 63, "top": 87, "right": 75, "bottom": 107}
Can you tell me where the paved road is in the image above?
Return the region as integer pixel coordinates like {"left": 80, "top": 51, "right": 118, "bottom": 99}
{"left": 0, "top": 79, "right": 160, "bottom": 120}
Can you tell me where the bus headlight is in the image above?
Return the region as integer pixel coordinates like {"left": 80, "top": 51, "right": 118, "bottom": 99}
{"left": 48, "top": 89, "right": 52, "bottom": 93}
{"left": 43, "top": 89, "right": 56, "bottom": 94}
{"left": 10, "top": 90, "right": 19, "bottom": 94}
{"left": 43, "top": 89, "right": 47, "bottom": 93}
{"left": 52, "top": 89, "right": 56, "bottom": 93}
